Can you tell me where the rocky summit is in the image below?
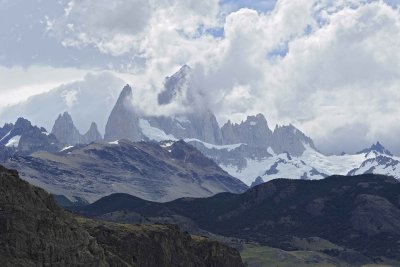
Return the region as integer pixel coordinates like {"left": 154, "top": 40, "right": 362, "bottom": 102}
{"left": 51, "top": 112, "right": 102, "bottom": 145}
{"left": 0, "top": 165, "right": 244, "bottom": 267}
{"left": 104, "top": 85, "right": 144, "bottom": 142}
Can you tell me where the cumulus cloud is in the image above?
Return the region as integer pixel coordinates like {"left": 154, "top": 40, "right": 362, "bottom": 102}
{"left": 4, "top": 0, "right": 400, "bottom": 155}
{"left": 50, "top": 0, "right": 220, "bottom": 56}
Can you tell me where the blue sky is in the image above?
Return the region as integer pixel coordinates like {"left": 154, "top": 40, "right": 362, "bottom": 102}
{"left": 221, "top": 0, "right": 277, "bottom": 12}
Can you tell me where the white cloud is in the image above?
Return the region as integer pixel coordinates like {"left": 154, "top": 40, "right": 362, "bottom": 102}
{"left": 0, "top": 66, "right": 89, "bottom": 107}
{"left": 4, "top": 0, "right": 400, "bottom": 154}
{"left": 0, "top": 72, "right": 125, "bottom": 134}
{"left": 51, "top": 0, "right": 220, "bottom": 56}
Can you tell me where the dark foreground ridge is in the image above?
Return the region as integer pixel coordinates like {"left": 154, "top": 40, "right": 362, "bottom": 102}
{"left": 75, "top": 174, "right": 400, "bottom": 264}
{"left": 0, "top": 165, "right": 244, "bottom": 267}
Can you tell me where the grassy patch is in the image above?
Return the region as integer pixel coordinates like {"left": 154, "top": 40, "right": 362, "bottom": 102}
{"left": 241, "top": 243, "right": 347, "bottom": 267}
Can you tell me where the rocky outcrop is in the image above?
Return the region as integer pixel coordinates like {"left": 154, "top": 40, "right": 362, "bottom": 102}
{"left": 51, "top": 112, "right": 102, "bottom": 145}
{"left": 0, "top": 165, "right": 108, "bottom": 266}
{"left": 0, "top": 165, "right": 245, "bottom": 267}
{"left": 82, "top": 122, "right": 103, "bottom": 144}
{"left": 271, "top": 124, "right": 317, "bottom": 156}
{"left": 82, "top": 219, "right": 244, "bottom": 267}
{"left": 51, "top": 111, "right": 82, "bottom": 145}
{"left": 221, "top": 115, "right": 316, "bottom": 157}
{"left": 221, "top": 114, "right": 272, "bottom": 147}
{"left": 104, "top": 85, "right": 143, "bottom": 142}
{"left": 147, "top": 111, "right": 223, "bottom": 145}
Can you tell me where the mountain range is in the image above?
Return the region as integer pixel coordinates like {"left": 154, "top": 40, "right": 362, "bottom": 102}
{"left": 0, "top": 65, "right": 400, "bottom": 202}
{"left": 1, "top": 65, "right": 400, "bottom": 266}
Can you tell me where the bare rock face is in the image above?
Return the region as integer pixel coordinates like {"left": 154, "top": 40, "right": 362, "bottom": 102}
{"left": 51, "top": 111, "right": 82, "bottom": 145}
{"left": 104, "top": 85, "right": 143, "bottom": 142}
{"left": 271, "top": 124, "right": 317, "bottom": 157}
{"left": 188, "top": 111, "right": 223, "bottom": 145}
{"left": 221, "top": 114, "right": 272, "bottom": 147}
{"left": 51, "top": 112, "right": 103, "bottom": 145}
{"left": 220, "top": 114, "right": 316, "bottom": 157}
{"left": 148, "top": 110, "right": 223, "bottom": 145}
{"left": 82, "top": 122, "right": 103, "bottom": 144}
{"left": 82, "top": 220, "right": 244, "bottom": 267}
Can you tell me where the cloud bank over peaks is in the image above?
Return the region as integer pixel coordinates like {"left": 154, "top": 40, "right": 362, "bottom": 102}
{"left": 0, "top": 72, "right": 125, "bottom": 134}
{"left": 3, "top": 0, "right": 400, "bottom": 155}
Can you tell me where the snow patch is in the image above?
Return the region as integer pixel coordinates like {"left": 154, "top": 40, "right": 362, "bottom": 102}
{"left": 160, "top": 141, "right": 175, "bottom": 148}
{"left": 60, "top": 145, "right": 74, "bottom": 152}
{"left": 5, "top": 135, "right": 21, "bottom": 147}
{"left": 139, "top": 119, "right": 177, "bottom": 142}
{"left": 185, "top": 138, "right": 243, "bottom": 152}
{"left": 108, "top": 140, "right": 119, "bottom": 145}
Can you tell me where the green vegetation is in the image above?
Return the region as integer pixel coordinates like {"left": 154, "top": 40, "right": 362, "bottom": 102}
{"left": 240, "top": 243, "right": 399, "bottom": 267}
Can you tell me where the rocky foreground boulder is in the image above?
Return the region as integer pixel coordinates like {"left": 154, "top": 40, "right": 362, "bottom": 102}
{"left": 0, "top": 165, "right": 244, "bottom": 267}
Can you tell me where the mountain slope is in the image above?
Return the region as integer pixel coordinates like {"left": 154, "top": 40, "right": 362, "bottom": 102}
{"left": 0, "top": 165, "right": 244, "bottom": 267}
{"left": 4, "top": 140, "right": 247, "bottom": 203}
{"left": 75, "top": 174, "right": 400, "bottom": 262}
